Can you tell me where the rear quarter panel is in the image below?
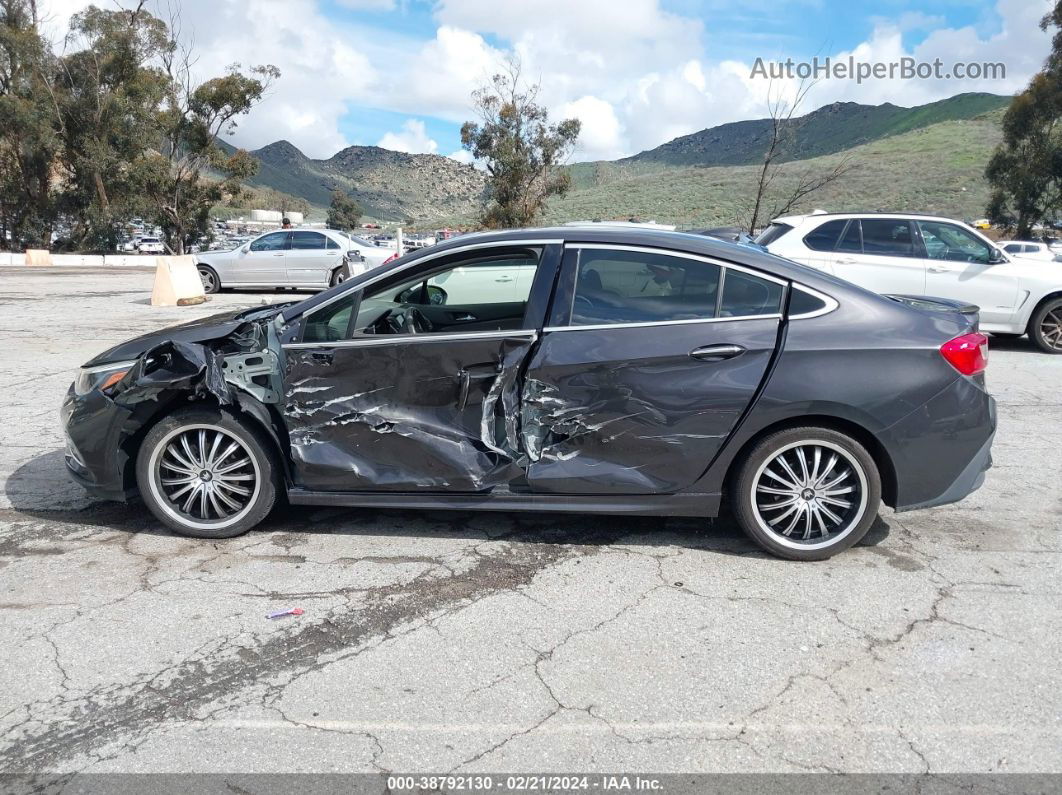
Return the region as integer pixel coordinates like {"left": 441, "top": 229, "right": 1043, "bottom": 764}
{"left": 694, "top": 291, "right": 990, "bottom": 507}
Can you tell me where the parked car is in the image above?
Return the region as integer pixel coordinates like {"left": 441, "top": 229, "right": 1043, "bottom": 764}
{"left": 193, "top": 228, "right": 396, "bottom": 294}
{"left": 1000, "top": 240, "right": 1062, "bottom": 263}
{"left": 62, "top": 227, "right": 995, "bottom": 560}
{"left": 137, "top": 237, "right": 165, "bottom": 254}
{"left": 971, "top": 219, "right": 991, "bottom": 230}
{"left": 759, "top": 212, "right": 1062, "bottom": 353}
{"left": 121, "top": 237, "right": 142, "bottom": 253}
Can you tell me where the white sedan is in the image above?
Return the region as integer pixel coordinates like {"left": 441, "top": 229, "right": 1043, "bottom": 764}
{"left": 1000, "top": 240, "right": 1062, "bottom": 263}
{"left": 194, "top": 228, "right": 397, "bottom": 293}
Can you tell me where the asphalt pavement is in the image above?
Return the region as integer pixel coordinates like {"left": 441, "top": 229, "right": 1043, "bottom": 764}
{"left": 0, "top": 266, "right": 1059, "bottom": 775}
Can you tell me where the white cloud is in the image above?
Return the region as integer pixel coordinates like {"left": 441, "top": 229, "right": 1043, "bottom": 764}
{"left": 336, "top": 0, "right": 395, "bottom": 9}
{"left": 559, "top": 96, "right": 624, "bottom": 160}
{"left": 448, "top": 148, "right": 475, "bottom": 164}
{"left": 377, "top": 119, "right": 439, "bottom": 154}
{"left": 36, "top": 0, "right": 1055, "bottom": 162}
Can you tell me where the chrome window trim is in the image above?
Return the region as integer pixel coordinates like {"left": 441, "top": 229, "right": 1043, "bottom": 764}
{"left": 559, "top": 243, "right": 787, "bottom": 330}
{"left": 566, "top": 242, "right": 789, "bottom": 287}
{"left": 284, "top": 330, "right": 538, "bottom": 350}
{"left": 298, "top": 239, "right": 563, "bottom": 320}
{"left": 543, "top": 314, "right": 781, "bottom": 333}
{"left": 789, "top": 284, "right": 839, "bottom": 320}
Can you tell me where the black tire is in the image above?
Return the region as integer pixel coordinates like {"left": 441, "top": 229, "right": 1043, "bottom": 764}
{"left": 198, "top": 265, "right": 220, "bottom": 294}
{"left": 730, "top": 426, "right": 882, "bottom": 561}
{"left": 330, "top": 266, "right": 348, "bottom": 287}
{"left": 1030, "top": 297, "right": 1062, "bottom": 354}
{"left": 135, "top": 407, "right": 279, "bottom": 539}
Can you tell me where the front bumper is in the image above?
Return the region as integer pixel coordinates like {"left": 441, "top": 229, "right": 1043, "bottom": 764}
{"left": 61, "top": 385, "right": 135, "bottom": 502}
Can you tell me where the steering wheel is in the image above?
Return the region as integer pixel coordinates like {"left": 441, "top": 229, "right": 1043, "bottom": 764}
{"left": 402, "top": 307, "right": 434, "bottom": 334}
{"left": 573, "top": 294, "right": 595, "bottom": 311}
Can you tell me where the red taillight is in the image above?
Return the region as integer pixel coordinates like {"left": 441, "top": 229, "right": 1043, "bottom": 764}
{"left": 940, "top": 332, "right": 989, "bottom": 376}
{"left": 382, "top": 253, "right": 398, "bottom": 266}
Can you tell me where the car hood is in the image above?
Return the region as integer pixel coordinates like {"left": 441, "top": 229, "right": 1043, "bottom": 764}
{"left": 83, "top": 302, "right": 295, "bottom": 367}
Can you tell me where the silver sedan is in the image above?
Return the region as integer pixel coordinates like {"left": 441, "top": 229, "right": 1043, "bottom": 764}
{"left": 194, "top": 228, "right": 397, "bottom": 293}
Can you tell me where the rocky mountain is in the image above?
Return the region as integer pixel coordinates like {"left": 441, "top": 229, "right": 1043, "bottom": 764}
{"left": 221, "top": 139, "right": 487, "bottom": 221}
{"left": 226, "top": 92, "right": 1011, "bottom": 223}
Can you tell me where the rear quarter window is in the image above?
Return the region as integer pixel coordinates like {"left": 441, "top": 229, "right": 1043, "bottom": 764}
{"left": 789, "top": 288, "right": 829, "bottom": 317}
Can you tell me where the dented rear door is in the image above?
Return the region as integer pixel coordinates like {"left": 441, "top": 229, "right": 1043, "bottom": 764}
{"left": 521, "top": 244, "right": 785, "bottom": 495}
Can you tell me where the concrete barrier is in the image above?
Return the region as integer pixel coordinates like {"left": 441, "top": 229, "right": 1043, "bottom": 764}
{"left": 53, "top": 254, "right": 106, "bottom": 267}
{"left": 25, "top": 249, "right": 52, "bottom": 266}
{"left": 150, "top": 255, "right": 206, "bottom": 307}
{"left": 3, "top": 252, "right": 160, "bottom": 267}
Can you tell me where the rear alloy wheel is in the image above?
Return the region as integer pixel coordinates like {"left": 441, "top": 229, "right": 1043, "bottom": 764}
{"left": 198, "top": 265, "right": 220, "bottom": 294}
{"left": 136, "top": 408, "right": 278, "bottom": 538}
{"left": 1031, "top": 298, "right": 1062, "bottom": 354}
{"left": 731, "top": 427, "right": 881, "bottom": 560}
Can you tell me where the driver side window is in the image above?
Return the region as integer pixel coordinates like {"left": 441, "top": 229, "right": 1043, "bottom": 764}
{"left": 250, "top": 232, "right": 291, "bottom": 252}
{"left": 301, "top": 247, "right": 543, "bottom": 342}
{"left": 916, "top": 221, "right": 991, "bottom": 264}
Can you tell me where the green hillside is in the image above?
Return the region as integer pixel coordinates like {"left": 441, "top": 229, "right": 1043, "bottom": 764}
{"left": 612, "top": 92, "right": 1009, "bottom": 170}
{"left": 538, "top": 110, "right": 1005, "bottom": 229}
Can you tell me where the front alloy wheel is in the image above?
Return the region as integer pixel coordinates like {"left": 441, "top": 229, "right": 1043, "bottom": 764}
{"left": 137, "top": 409, "right": 277, "bottom": 538}
{"left": 732, "top": 427, "right": 881, "bottom": 560}
{"left": 198, "top": 266, "right": 220, "bottom": 294}
{"left": 1031, "top": 298, "right": 1062, "bottom": 354}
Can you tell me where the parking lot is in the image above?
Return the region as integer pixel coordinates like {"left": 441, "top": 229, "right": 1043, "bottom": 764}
{"left": 0, "top": 264, "right": 1060, "bottom": 775}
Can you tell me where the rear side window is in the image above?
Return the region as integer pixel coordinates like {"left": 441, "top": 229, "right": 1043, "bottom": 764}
{"left": 1003, "top": 243, "right": 1022, "bottom": 254}
{"left": 571, "top": 249, "right": 721, "bottom": 325}
{"left": 291, "top": 231, "right": 327, "bottom": 250}
{"left": 326, "top": 236, "right": 341, "bottom": 250}
{"left": 754, "top": 223, "right": 793, "bottom": 247}
{"left": 719, "top": 270, "right": 783, "bottom": 317}
{"left": 803, "top": 219, "right": 848, "bottom": 251}
{"left": 837, "top": 220, "right": 861, "bottom": 252}
{"left": 861, "top": 219, "right": 916, "bottom": 257}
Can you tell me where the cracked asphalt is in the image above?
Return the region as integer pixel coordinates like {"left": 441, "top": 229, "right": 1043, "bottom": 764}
{"left": 0, "top": 265, "right": 1060, "bottom": 775}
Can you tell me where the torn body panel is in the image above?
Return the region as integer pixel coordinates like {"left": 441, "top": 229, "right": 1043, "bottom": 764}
{"left": 62, "top": 311, "right": 288, "bottom": 501}
{"left": 520, "top": 319, "right": 781, "bottom": 495}
{"left": 282, "top": 334, "right": 536, "bottom": 492}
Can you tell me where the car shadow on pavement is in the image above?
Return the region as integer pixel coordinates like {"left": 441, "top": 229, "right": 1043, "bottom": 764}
{"left": 3, "top": 449, "right": 893, "bottom": 559}
{"left": 987, "top": 334, "right": 1039, "bottom": 353}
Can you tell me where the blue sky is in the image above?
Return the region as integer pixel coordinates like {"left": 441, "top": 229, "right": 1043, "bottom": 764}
{"left": 50, "top": 0, "right": 1052, "bottom": 160}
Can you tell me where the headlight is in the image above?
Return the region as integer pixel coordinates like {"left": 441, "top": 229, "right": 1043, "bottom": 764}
{"left": 73, "top": 360, "right": 137, "bottom": 396}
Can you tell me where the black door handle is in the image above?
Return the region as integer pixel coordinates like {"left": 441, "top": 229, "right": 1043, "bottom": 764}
{"left": 457, "top": 365, "right": 501, "bottom": 410}
{"left": 689, "top": 344, "right": 745, "bottom": 361}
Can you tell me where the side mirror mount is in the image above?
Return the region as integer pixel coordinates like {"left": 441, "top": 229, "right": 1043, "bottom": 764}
{"left": 241, "top": 244, "right": 250, "bottom": 254}
{"left": 989, "top": 248, "right": 1007, "bottom": 265}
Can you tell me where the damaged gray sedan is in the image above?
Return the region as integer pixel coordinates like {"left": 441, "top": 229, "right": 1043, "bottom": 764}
{"left": 61, "top": 227, "right": 996, "bottom": 560}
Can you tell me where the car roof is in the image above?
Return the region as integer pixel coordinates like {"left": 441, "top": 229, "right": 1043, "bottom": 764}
{"left": 772, "top": 211, "right": 963, "bottom": 226}
{"left": 283, "top": 225, "right": 872, "bottom": 323}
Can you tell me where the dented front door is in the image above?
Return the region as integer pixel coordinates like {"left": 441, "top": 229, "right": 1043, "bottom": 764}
{"left": 283, "top": 333, "right": 536, "bottom": 492}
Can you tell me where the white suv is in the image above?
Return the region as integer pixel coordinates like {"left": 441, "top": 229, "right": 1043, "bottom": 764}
{"left": 759, "top": 212, "right": 1062, "bottom": 353}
